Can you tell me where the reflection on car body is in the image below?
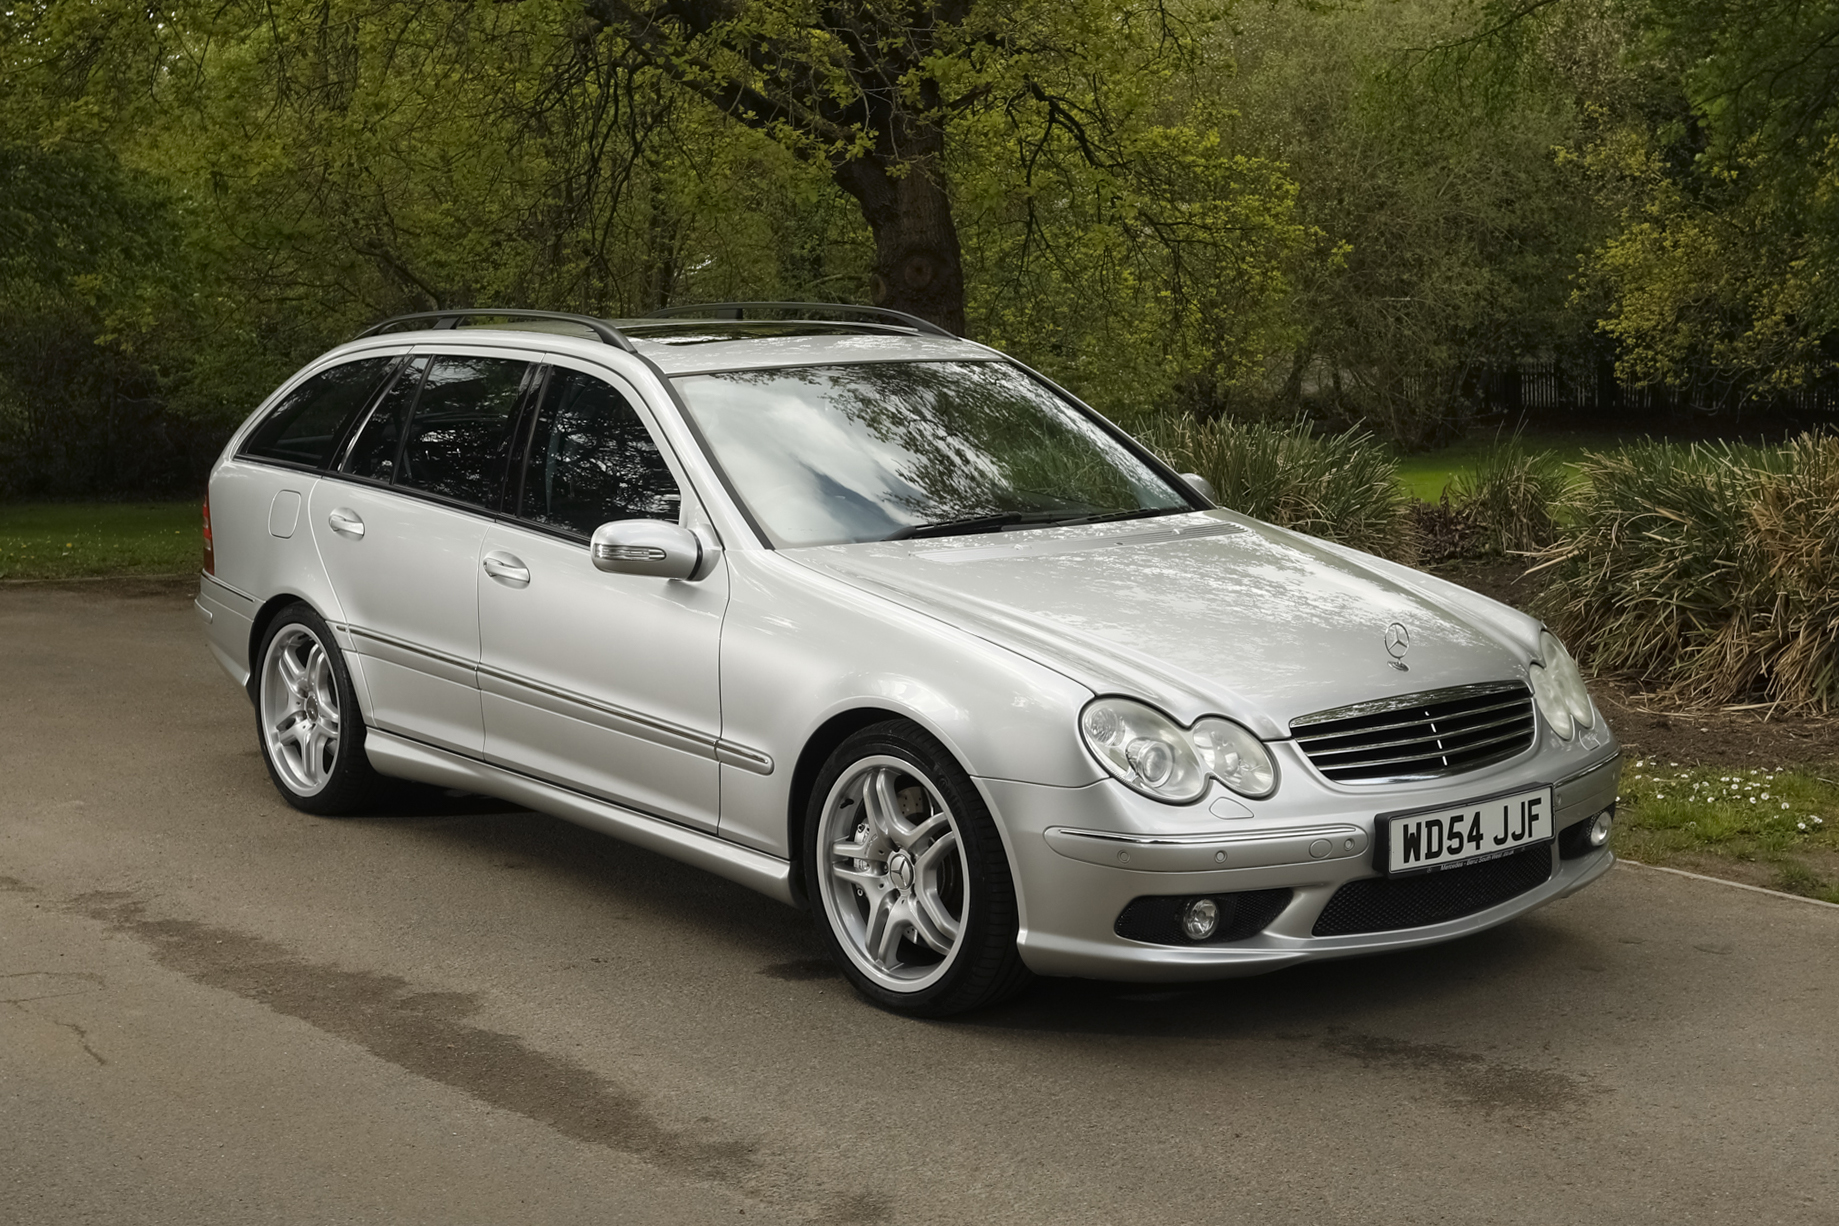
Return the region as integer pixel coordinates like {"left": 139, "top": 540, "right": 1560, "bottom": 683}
{"left": 198, "top": 304, "right": 1621, "bottom": 1016}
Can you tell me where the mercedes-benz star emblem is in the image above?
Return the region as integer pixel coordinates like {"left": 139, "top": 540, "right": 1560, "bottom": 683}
{"left": 1384, "top": 621, "right": 1411, "bottom": 670}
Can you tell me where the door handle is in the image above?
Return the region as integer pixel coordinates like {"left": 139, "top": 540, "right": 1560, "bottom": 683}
{"left": 327, "top": 508, "right": 365, "bottom": 539}
{"left": 482, "top": 551, "right": 531, "bottom": 588}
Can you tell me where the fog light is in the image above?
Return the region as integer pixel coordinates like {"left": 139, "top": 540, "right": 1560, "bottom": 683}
{"left": 1589, "top": 810, "right": 1613, "bottom": 847}
{"left": 1180, "top": 897, "right": 1220, "bottom": 941}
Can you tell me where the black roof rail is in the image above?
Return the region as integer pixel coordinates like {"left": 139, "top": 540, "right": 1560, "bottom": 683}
{"left": 644, "top": 301, "right": 957, "bottom": 339}
{"left": 354, "top": 309, "right": 637, "bottom": 353}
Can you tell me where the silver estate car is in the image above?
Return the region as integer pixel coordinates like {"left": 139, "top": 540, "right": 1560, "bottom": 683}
{"left": 197, "top": 303, "right": 1621, "bottom": 1016}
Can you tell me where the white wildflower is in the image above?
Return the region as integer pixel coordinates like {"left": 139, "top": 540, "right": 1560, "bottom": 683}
{"left": 1782, "top": 802, "right": 1791, "bottom": 809}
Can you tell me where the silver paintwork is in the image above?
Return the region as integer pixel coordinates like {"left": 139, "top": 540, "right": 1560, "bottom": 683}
{"left": 202, "top": 322, "right": 1621, "bottom": 986}
{"left": 590, "top": 519, "right": 702, "bottom": 579}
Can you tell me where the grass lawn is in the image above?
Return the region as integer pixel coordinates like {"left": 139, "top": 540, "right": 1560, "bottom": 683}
{"left": 1394, "top": 429, "right": 1639, "bottom": 503}
{"left": 1613, "top": 758, "right": 1839, "bottom": 902}
{"left": 0, "top": 501, "right": 202, "bottom": 580}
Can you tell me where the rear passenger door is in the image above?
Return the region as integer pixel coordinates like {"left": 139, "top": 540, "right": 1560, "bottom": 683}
{"left": 310, "top": 348, "right": 535, "bottom": 756}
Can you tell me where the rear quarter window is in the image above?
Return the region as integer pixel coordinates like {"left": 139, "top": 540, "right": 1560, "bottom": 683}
{"left": 240, "top": 356, "right": 397, "bottom": 469}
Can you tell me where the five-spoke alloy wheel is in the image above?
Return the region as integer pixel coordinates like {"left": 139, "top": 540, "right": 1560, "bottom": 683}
{"left": 806, "top": 721, "right": 1030, "bottom": 1016}
{"left": 255, "top": 603, "right": 384, "bottom": 815}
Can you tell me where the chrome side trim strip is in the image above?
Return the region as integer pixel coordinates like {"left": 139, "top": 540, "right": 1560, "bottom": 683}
{"left": 346, "top": 625, "right": 477, "bottom": 688}
{"left": 475, "top": 664, "right": 773, "bottom": 773}
{"left": 362, "top": 730, "right": 795, "bottom": 905}
{"left": 715, "top": 741, "right": 776, "bottom": 775}
{"left": 342, "top": 625, "right": 775, "bottom": 775}
{"left": 200, "top": 571, "right": 257, "bottom": 609}
{"left": 1045, "top": 823, "right": 1369, "bottom": 873}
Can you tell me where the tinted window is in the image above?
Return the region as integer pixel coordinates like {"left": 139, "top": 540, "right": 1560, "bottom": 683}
{"left": 396, "top": 356, "right": 532, "bottom": 508}
{"left": 517, "top": 368, "right": 680, "bottom": 536}
{"left": 241, "top": 357, "right": 394, "bottom": 468}
{"left": 341, "top": 356, "right": 428, "bottom": 482}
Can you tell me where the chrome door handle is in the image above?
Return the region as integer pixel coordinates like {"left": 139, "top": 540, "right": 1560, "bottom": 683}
{"left": 482, "top": 551, "right": 531, "bottom": 588}
{"left": 327, "top": 508, "right": 365, "bottom": 539}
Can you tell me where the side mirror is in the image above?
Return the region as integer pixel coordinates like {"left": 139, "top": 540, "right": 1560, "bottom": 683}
{"left": 590, "top": 519, "right": 702, "bottom": 580}
{"left": 1180, "top": 472, "right": 1217, "bottom": 504}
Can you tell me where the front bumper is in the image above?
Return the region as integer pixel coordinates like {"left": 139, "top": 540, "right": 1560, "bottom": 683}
{"left": 985, "top": 747, "right": 1621, "bottom": 982}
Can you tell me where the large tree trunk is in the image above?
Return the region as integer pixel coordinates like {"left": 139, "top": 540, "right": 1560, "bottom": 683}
{"left": 834, "top": 143, "right": 966, "bottom": 336}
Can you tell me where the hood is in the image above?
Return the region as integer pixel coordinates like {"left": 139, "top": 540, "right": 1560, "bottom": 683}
{"left": 786, "top": 511, "right": 1541, "bottom": 740}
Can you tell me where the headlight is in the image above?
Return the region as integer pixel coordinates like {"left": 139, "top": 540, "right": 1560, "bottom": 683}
{"left": 1080, "top": 697, "right": 1276, "bottom": 803}
{"left": 1529, "top": 630, "right": 1594, "bottom": 740}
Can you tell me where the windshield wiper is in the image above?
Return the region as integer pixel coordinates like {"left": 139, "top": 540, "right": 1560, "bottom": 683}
{"left": 882, "top": 510, "right": 1077, "bottom": 541}
{"left": 1051, "top": 507, "right": 1183, "bottom": 528}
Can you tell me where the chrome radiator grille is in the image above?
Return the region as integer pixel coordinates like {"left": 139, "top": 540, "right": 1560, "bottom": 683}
{"left": 1290, "top": 682, "right": 1536, "bottom": 783}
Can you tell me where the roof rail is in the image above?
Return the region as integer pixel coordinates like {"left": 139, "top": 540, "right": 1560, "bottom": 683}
{"left": 644, "top": 301, "right": 957, "bottom": 339}
{"left": 355, "top": 309, "right": 637, "bottom": 353}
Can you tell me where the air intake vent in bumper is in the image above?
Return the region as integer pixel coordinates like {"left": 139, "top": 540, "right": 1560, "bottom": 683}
{"left": 1291, "top": 682, "right": 1536, "bottom": 783}
{"left": 1311, "top": 844, "right": 1552, "bottom": 936}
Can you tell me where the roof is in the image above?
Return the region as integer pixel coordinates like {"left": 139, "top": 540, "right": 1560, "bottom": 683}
{"left": 344, "top": 306, "right": 1000, "bottom": 378}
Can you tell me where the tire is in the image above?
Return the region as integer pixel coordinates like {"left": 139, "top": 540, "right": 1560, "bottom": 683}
{"left": 803, "top": 721, "right": 1033, "bottom": 1017}
{"left": 253, "top": 603, "right": 388, "bottom": 816}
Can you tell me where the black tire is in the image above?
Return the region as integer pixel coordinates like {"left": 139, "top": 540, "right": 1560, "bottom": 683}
{"left": 253, "top": 602, "right": 389, "bottom": 816}
{"left": 803, "top": 720, "right": 1033, "bottom": 1017}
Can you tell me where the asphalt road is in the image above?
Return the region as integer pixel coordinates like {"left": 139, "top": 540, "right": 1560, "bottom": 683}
{"left": 3, "top": 579, "right": 1836, "bottom": 1226}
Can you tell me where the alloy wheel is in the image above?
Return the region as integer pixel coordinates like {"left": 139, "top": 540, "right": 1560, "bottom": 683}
{"left": 815, "top": 755, "right": 969, "bottom": 992}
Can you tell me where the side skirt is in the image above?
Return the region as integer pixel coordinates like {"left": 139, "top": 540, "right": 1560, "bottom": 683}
{"left": 364, "top": 730, "right": 797, "bottom": 907}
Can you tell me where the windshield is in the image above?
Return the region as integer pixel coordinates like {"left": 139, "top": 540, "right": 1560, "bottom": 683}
{"left": 671, "top": 361, "right": 1191, "bottom": 547}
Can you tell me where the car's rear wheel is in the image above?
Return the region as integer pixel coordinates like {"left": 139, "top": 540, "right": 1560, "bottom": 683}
{"left": 255, "top": 603, "right": 386, "bottom": 815}
{"left": 805, "top": 721, "right": 1032, "bottom": 1016}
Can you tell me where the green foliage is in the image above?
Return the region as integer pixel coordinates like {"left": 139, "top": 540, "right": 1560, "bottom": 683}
{"left": 1566, "top": 0, "right": 1839, "bottom": 394}
{"left": 1616, "top": 760, "right": 1839, "bottom": 902}
{"left": 1446, "top": 436, "right": 1567, "bottom": 554}
{"left": 1535, "top": 434, "right": 1839, "bottom": 712}
{"left": 1140, "top": 416, "right": 1415, "bottom": 560}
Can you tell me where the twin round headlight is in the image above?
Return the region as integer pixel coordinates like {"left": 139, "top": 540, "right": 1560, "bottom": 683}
{"left": 1080, "top": 697, "right": 1276, "bottom": 804}
{"left": 1529, "top": 630, "right": 1595, "bottom": 740}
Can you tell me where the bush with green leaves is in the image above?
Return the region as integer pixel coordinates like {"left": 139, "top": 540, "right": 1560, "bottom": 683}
{"left": 1535, "top": 434, "right": 1839, "bottom": 712}
{"left": 1141, "top": 416, "right": 1415, "bottom": 561}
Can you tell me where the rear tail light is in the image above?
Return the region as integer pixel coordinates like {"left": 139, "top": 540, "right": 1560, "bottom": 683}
{"left": 202, "top": 496, "right": 215, "bottom": 575}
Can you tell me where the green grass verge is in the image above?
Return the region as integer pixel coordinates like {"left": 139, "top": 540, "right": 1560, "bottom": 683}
{"left": 0, "top": 501, "right": 202, "bottom": 580}
{"left": 1395, "top": 430, "right": 1632, "bottom": 503}
{"left": 1614, "top": 757, "right": 1839, "bottom": 902}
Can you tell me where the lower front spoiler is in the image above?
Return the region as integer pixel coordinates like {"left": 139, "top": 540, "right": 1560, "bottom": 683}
{"left": 1014, "top": 846, "right": 1615, "bottom": 983}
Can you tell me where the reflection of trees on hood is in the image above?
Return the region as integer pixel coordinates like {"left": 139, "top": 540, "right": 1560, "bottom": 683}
{"left": 711, "top": 362, "right": 1153, "bottom": 522}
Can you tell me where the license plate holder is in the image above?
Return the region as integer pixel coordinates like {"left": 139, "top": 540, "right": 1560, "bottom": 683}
{"left": 1376, "top": 785, "right": 1553, "bottom": 876}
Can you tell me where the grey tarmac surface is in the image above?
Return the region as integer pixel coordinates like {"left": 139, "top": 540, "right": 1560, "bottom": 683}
{"left": 2, "top": 579, "right": 1835, "bottom": 1225}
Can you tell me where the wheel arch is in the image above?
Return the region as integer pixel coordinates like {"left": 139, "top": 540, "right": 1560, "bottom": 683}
{"left": 245, "top": 592, "right": 327, "bottom": 702}
{"left": 785, "top": 706, "right": 909, "bottom": 907}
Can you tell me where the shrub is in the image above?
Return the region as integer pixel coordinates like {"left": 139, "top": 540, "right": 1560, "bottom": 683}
{"left": 1534, "top": 433, "right": 1839, "bottom": 712}
{"left": 1142, "top": 416, "right": 1416, "bottom": 560}
{"left": 1447, "top": 438, "right": 1568, "bottom": 555}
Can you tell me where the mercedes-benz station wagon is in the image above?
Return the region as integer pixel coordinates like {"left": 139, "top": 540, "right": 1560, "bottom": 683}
{"left": 196, "top": 303, "right": 1621, "bottom": 1016}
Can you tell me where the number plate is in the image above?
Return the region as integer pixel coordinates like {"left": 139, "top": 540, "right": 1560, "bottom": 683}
{"left": 1382, "top": 785, "right": 1552, "bottom": 875}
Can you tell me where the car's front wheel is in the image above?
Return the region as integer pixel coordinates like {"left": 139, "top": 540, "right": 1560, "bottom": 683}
{"left": 255, "top": 603, "right": 386, "bottom": 816}
{"left": 805, "top": 721, "right": 1032, "bottom": 1016}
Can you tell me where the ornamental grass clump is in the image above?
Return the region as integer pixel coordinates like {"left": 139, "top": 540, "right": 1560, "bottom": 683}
{"left": 1447, "top": 438, "right": 1568, "bottom": 555}
{"left": 1144, "top": 416, "right": 1416, "bottom": 561}
{"left": 1534, "top": 433, "right": 1839, "bottom": 712}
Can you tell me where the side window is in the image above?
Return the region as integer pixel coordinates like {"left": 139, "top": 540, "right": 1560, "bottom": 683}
{"left": 342, "top": 356, "right": 428, "bottom": 482}
{"left": 516, "top": 367, "right": 681, "bottom": 536}
{"left": 395, "top": 355, "right": 532, "bottom": 508}
{"left": 240, "top": 357, "right": 394, "bottom": 469}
